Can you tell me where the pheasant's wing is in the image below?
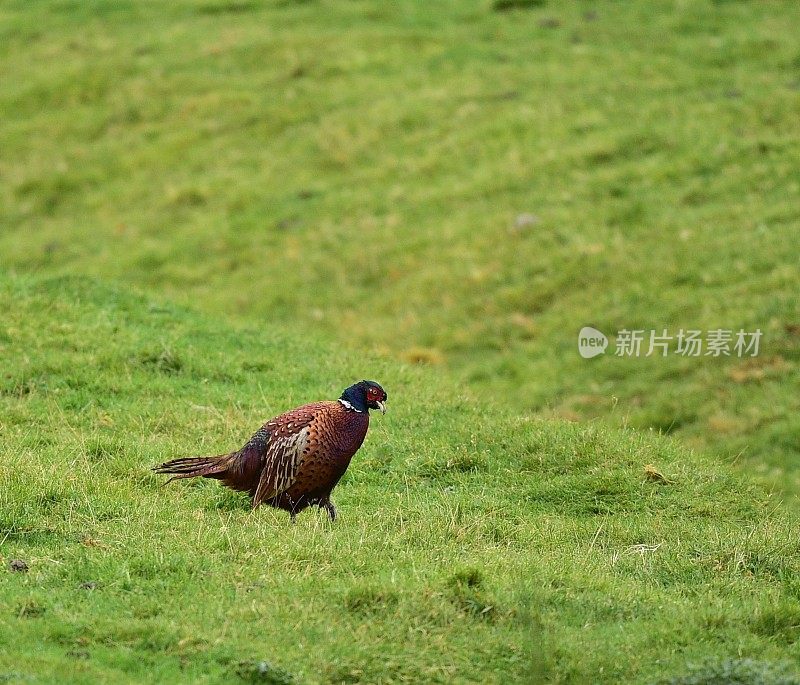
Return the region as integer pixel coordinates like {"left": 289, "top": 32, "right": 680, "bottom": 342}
{"left": 250, "top": 403, "right": 326, "bottom": 508}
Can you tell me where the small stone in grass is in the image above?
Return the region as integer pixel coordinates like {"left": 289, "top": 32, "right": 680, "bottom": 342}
{"left": 9, "top": 559, "right": 29, "bottom": 573}
{"left": 511, "top": 213, "right": 540, "bottom": 233}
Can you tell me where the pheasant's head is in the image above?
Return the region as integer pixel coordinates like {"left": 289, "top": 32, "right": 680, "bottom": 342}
{"left": 340, "top": 380, "right": 387, "bottom": 414}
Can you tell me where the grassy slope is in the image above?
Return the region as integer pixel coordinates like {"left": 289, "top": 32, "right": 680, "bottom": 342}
{"left": 1, "top": 0, "right": 799, "bottom": 490}
{"left": 2, "top": 1, "right": 800, "bottom": 682}
{"left": 2, "top": 275, "right": 800, "bottom": 684}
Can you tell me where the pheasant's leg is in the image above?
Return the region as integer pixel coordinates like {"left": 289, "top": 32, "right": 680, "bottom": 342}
{"left": 287, "top": 495, "right": 298, "bottom": 524}
{"left": 321, "top": 498, "right": 337, "bottom": 522}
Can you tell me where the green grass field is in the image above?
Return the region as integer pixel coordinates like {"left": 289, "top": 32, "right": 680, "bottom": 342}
{"left": 2, "top": 0, "right": 800, "bottom": 682}
{"left": 2, "top": 275, "right": 800, "bottom": 684}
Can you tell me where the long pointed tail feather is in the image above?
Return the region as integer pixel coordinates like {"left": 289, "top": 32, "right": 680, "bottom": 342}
{"left": 152, "top": 455, "right": 229, "bottom": 483}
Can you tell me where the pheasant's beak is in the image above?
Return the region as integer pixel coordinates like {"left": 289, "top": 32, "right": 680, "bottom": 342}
{"left": 376, "top": 401, "right": 386, "bottom": 414}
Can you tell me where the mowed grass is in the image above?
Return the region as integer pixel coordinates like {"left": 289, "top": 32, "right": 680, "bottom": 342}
{"left": 2, "top": 275, "right": 800, "bottom": 684}
{"left": 1, "top": 0, "right": 799, "bottom": 492}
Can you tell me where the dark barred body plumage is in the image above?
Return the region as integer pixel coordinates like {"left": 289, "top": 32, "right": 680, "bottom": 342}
{"left": 153, "top": 381, "right": 386, "bottom": 521}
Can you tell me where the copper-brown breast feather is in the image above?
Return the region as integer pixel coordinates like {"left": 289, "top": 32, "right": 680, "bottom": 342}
{"left": 237, "top": 402, "right": 329, "bottom": 507}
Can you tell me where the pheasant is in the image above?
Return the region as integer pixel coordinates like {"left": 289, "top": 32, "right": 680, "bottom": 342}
{"left": 153, "top": 380, "right": 387, "bottom": 521}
